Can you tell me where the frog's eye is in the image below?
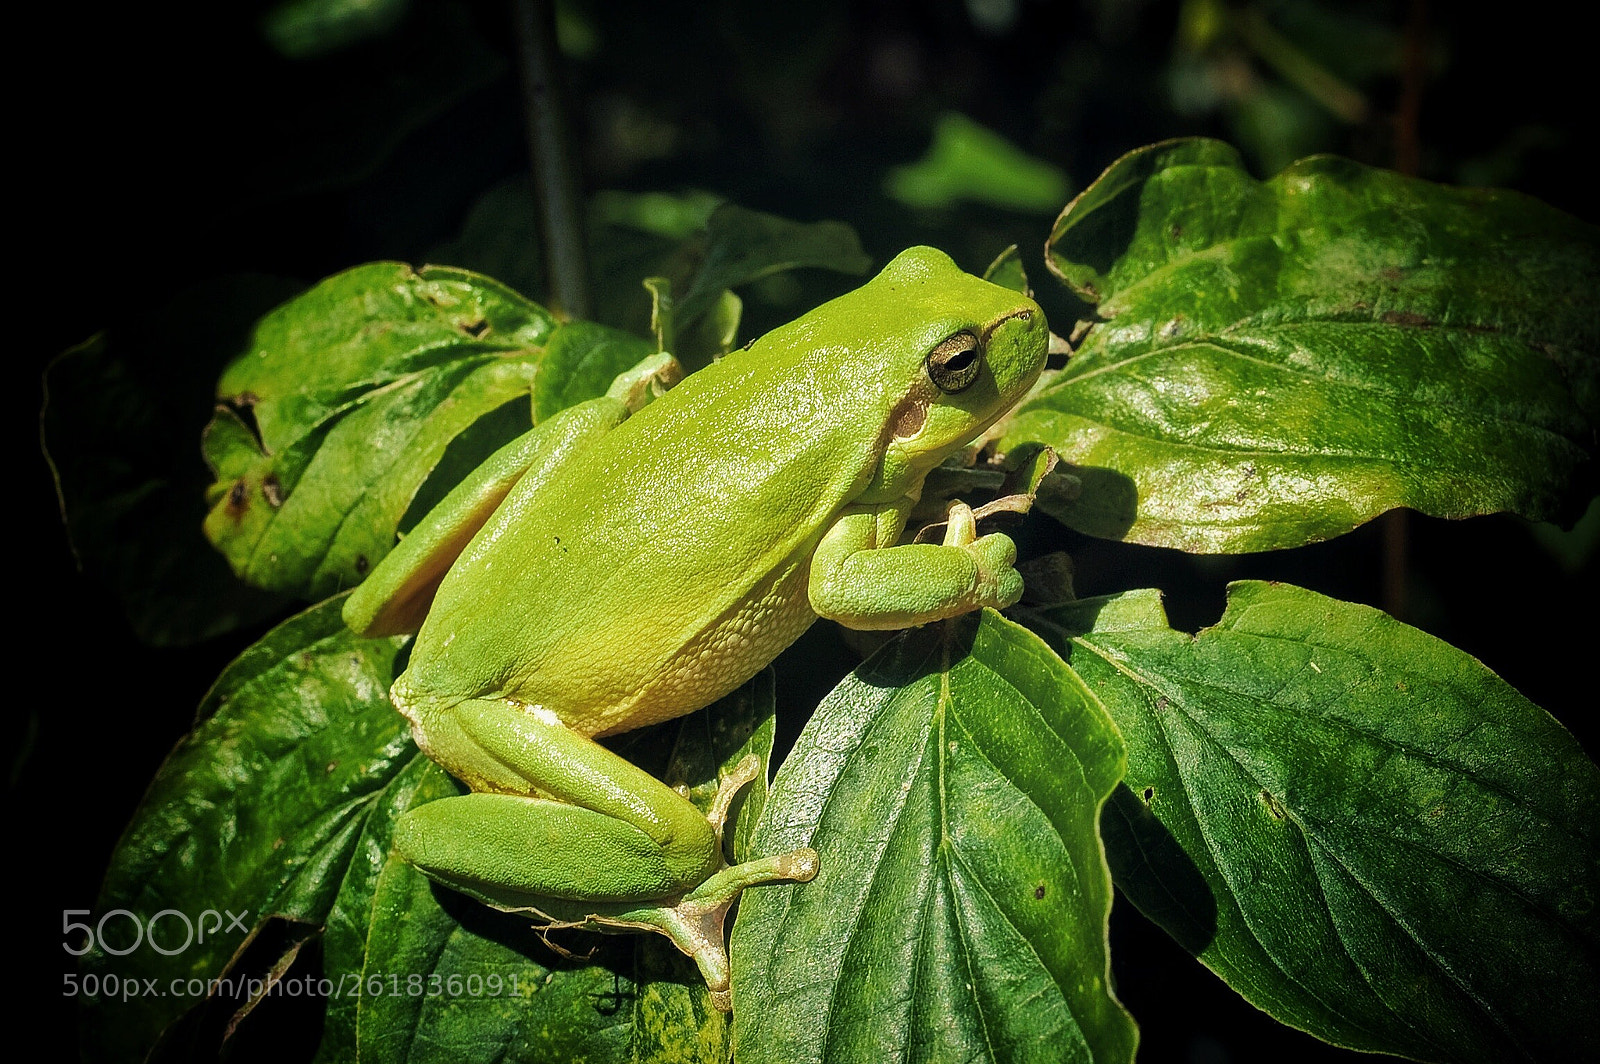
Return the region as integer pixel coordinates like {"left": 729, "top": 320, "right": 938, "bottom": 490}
{"left": 927, "top": 332, "right": 982, "bottom": 393}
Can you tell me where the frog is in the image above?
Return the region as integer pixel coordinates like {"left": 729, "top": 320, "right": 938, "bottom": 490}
{"left": 342, "top": 246, "right": 1048, "bottom": 1009}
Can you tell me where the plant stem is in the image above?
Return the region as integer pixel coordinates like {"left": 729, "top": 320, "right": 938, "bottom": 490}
{"left": 1383, "top": 0, "right": 1428, "bottom": 624}
{"left": 512, "top": 0, "right": 591, "bottom": 321}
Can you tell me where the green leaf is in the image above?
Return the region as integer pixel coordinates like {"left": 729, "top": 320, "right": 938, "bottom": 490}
{"left": 982, "top": 243, "right": 1032, "bottom": 296}
{"left": 81, "top": 596, "right": 413, "bottom": 1064}
{"left": 533, "top": 320, "right": 656, "bottom": 422}
{"left": 591, "top": 188, "right": 726, "bottom": 239}
{"left": 434, "top": 182, "right": 723, "bottom": 332}
{"left": 316, "top": 753, "right": 446, "bottom": 1064}
{"left": 1006, "top": 138, "right": 1600, "bottom": 551}
{"left": 329, "top": 677, "right": 776, "bottom": 1064}
{"left": 202, "top": 263, "right": 649, "bottom": 598}
{"left": 261, "top": 0, "right": 410, "bottom": 59}
{"left": 437, "top": 183, "right": 867, "bottom": 368}
{"left": 637, "top": 203, "right": 869, "bottom": 366}
{"left": 673, "top": 204, "right": 870, "bottom": 329}
{"left": 884, "top": 112, "right": 1071, "bottom": 213}
{"left": 1024, "top": 581, "right": 1600, "bottom": 1063}
{"left": 731, "top": 609, "right": 1137, "bottom": 1064}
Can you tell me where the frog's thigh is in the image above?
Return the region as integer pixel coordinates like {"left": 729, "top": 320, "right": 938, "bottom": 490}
{"left": 396, "top": 792, "right": 686, "bottom": 902}
{"left": 405, "top": 697, "right": 720, "bottom": 890}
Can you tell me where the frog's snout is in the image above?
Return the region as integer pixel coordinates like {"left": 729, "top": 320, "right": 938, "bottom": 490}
{"left": 984, "top": 302, "right": 1049, "bottom": 403}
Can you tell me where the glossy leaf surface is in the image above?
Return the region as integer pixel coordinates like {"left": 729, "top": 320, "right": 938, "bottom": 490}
{"left": 1006, "top": 139, "right": 1600, "bottom": 551}
{"left": 1025, "top": 581, "right": 1600, "bottom": 1062}
{"left": 733, "top": 610, "right": 1137, "bottom": 1064}
{"left": 201, "top": 263, "right": 649, "bottom": 598}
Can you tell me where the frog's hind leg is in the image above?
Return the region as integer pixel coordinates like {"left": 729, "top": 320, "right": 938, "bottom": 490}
{"left": 396, "top": 696, "right": 722, "bottom": 899}
{"left": 392, "top": 695, "right": 817, "bottom": 1009}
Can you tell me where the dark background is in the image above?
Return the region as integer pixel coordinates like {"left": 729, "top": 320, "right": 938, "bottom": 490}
{"left": 22, "top": 1, "right": 1595, "bottom": 1061}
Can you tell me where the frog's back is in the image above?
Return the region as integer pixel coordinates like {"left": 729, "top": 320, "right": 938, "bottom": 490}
{"left": 403, "top": 331, "right": 888, "bottom": 736}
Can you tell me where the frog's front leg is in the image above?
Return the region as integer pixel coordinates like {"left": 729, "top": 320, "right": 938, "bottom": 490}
{"left": 392, "top": 694, "right": 816, "bottom": 1008}
{"left": 808, "top": 499, "right": 1024, "bottom": 630}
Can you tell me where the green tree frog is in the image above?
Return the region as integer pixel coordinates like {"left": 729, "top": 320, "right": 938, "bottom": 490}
{"left": 343, "top": 246, "right": 1047, "bottom": 1008}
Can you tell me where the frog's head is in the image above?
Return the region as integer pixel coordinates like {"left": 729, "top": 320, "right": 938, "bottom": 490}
{"left": 861, "top": 246, "right": 1048, "bottom": 493}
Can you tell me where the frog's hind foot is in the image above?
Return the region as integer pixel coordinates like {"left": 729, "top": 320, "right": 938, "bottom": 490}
{"left": 594, "top": 846, "right": 819, "bottom": 1011}
{"left": 707, "top": 754, "right": 763, "bottom": 838}
{"left": 618, "top": 753, "right": 817, "bottom": 1011}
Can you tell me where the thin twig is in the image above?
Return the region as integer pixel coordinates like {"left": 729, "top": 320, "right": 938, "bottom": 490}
{"left": 1383, "top": 0, "right": 1428, "bottom": 622}
{"left": 512, "top": 0, "right": 591, "bottom": 321}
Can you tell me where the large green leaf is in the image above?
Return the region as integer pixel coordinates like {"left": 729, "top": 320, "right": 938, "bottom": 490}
{"left": 1005, "top": 138, "right": 1600, "bottom": 552}
{"left": 80, "top": 596, "right": 413, "bottom": 1064}
{"left": 202, "top": 263, "right": 650, "bottom": 598}
{"left": 1024, "top": 581, "right": 1600, "bottom": 1063}
{"left": 322, "top": 676, "right": 778, "bottom": 1064}
{"left": 731, "top": 609, "right": 1137, "bottom": 1064}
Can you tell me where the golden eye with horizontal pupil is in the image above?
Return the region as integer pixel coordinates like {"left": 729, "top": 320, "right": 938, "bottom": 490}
{"left": 926, "top": 331, "right": 982, "bottom": 393}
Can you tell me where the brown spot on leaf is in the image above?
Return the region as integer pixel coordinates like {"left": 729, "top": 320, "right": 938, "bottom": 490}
{"left": 1379, "top": 266, "right": 1404, "bottom": 282}
{"left": 462, "top": 317, "right": 490, "bottom": 338}
{"left": 1034, "top": 884, "right": 1047, "bottom": 900}
{"left": 1380, "top": 309, "right": 1433, "bottom": 327}
{"left": 355, "top": 555, "right": 369, "bottom": 575}
{"left": 1170, "top": 224, "right": 1183, "bottom": 240}
{"left": 262, "top": 474, "right": 285, "bottom": 508}
{"left": 226, "top": 480, "right": 248, "bottom": 516}
{"left": 1142, "top": 786, "right": 1155, "bottom": 804}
